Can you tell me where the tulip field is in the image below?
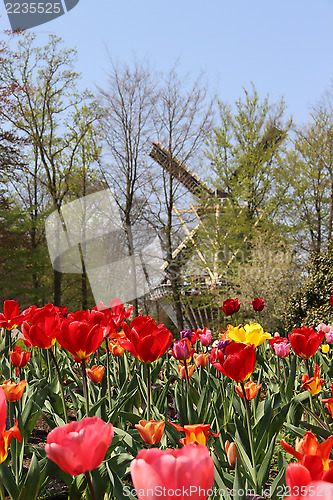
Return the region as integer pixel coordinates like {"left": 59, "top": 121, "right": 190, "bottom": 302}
{"left": 1, "top": 298, "right": 333, "bottom": 499}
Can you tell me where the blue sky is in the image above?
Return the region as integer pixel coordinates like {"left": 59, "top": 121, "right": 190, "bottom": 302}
{"left": 1, "top": 0, "right": 333, "bottom": 124}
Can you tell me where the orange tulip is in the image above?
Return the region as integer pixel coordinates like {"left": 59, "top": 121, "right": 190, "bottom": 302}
{"left": 301, "top": 364, "right": 325, "bottom": 395}
{"left": 235, "top": 381, "right": 262, "bottom": 400}
{"left": 0, "top": 387, "right": 22, "bottom": 463}
{"left": 86, "top": 365, "right": 104, "bottom": 384}
{"left": 193, "top": 352, "right": 209, "bottom": 368}
{"left": 169, "top": 421, "right": 219, "bottom": 446}
{"left": 135, "top": 420, "right": 165, "bottom": 445}
{"left": 225, "top": 440, "right": 241, "bottom": 468}
{"left": 1, "top": 380, "right": 26, "bottom": 402}
{"left": 322, "top": 397, "right": 333, "bottom": 418}
{"left": 109, "top": 340, "right": 125, "bottom": 356}
{"left": 178, "top": 363, "right": 195, "bottom": 379}
{"left": 281, "top": 431, "right": 333, "bottom": 470}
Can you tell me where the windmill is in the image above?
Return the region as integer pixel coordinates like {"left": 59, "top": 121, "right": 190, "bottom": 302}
{"left": 148, "top": 127, "right": 284, "bottom": 329}
{"left": 148, "top": 142, "right": 229, "bottom": 329}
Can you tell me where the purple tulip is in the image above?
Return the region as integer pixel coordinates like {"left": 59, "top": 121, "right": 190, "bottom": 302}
{"left": 180, "top": 330, "right": 193, "bottom": 342}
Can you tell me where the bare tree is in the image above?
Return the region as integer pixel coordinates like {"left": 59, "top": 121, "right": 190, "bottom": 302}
{"left": 97, "top": 59, "right": 158, "bottom": 315}
{"left": 147, "top": 67, "right": 214, "bottom": 330}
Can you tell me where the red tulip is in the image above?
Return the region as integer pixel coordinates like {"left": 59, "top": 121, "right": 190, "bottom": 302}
{"left": 0, "top": 387, "right": 22, "bottom": 463}
{"left": 119, "top": 316, "right": 173, "bottom": 363}
{"left": 289, "top": 325, "right": 325, "bottom": 359}
{"left": 330, "top": 296, "right": 333, "bottom": 308}
{"left": 212, "top": 342, "right": 256, "bottom": 382}
{"left": 0, "top": 300, "right": 25, "bottom": 330}
{"left": 284, "top": 455, "right": 333, "bottom": 499}
{"left": 21, "top": 304, "right": 61, "bottom": 349}
{"left": 251, "top": 298, "right": 266, "bottom": 312}
{"left": 220, "top": 298, "right": 241, "bottom": 316}
{"left": 92, "top": 298, "right": 133, "bottom": 337}
{"left": 9, "top": 346, "right": 31, "bottom": 368}
{"left": 130, "top": 444, "right": 214, "bottom": 500}
{"left": 269, "top": 335, "right": 289, "bottom": 349}
{"left": 281, "top": 431, "right": 333, "bottom": 471}
{"left": 322, "top": 395, "right": 333, "bottom": 418}
{"left": 57, "top": 318, "right": 104, "bottom": 362}
{"left": 45, "top": 416, "right": 114, "bottom": 476}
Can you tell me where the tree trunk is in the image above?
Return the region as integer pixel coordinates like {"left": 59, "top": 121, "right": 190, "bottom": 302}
{"left": 53, "top": 269, "right": 62, "bottom": 306}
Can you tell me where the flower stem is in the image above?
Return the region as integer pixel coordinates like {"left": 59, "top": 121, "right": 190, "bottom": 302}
{"left": 49, "top": 349, "right": 68, "bottom": 424}
{"left": 241, "top": 382, "right": 257, "bottom": 489}
{"left": 305, "top": 358, "right": 311, "bottom": 377}
{"left": 0, "top": 479, "right": 5, "bottom": 500}
{"left": 146, "top": 363, "right": 151, "bottom": 421}
{"left": 184, "top": 360, "right": 189, "bottom": 393}
{"left": 7, "top": 329, "right": 12, "bottom": 379}
{"left": 85, "top": 471, "right": 97, "bottom": 500}
{"left": 46, "top": 349, "right": 51, "bottom": 384}
{"left": 81, "top": 359, "right": 90, "bottom": 417}
{"left": 104, "top": 338, "right": 112, "bottom": 411}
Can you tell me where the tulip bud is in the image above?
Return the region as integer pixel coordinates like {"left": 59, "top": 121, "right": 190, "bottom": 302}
{"left": 109, "top": 340, "right": 125, "bottom": 356}
{"left": 178, "top": 363, "right": 195, "bottom": 379}
{"left": 225, "top": 440, "right": 241, "bottom": 468}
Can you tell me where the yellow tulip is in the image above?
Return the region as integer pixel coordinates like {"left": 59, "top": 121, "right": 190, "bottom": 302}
{"left": 226, "top": 322, "right": 271, "bottom": 347}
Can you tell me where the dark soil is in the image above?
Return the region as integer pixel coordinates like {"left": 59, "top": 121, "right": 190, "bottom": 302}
{"left": 5, "top": 416, "right": 69, "bottom": 500}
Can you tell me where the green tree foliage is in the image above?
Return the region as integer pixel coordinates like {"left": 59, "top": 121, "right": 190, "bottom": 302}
{"left": 285, "top": 240, "right": 333, "bottom": 330}
{"left": 204, "top": 85, "right": 292, "bottom": 277}
{"left": 0, "top": 33, "right": 100, "bottom": 306}
{"left": 234, "top": 233, "right": 300, "bottom": 332}
{"left": 284, "top": 104, "right": 333, "bottom": 255}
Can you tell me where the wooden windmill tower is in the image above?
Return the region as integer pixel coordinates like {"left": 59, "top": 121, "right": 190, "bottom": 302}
{"left": 148, "top": 142, "right": 230, "bottom": 329}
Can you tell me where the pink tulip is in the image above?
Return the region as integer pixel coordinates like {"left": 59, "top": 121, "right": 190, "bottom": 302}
{"left": 130, "top": 444, "right": 214, "bottom": 500}
{"left": 326, "top": 332, "right": 333, "bottom": 344}
{"left": 45, "top": 417, "right": 114, "bottom": 476}
{"left": 172, "top": 339, "right": 191, "bottom": 360}
{"left": 199, "top": 330, "right": 212, "bottom": 347}
{"left": 317, "top": 324, "right": 333, "bottom": 344}
{"left": 317, "top": 323, "right": 331, "bottom": 334}
{"left": 273, "top": 342, "right": 291, "bottom": 358}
